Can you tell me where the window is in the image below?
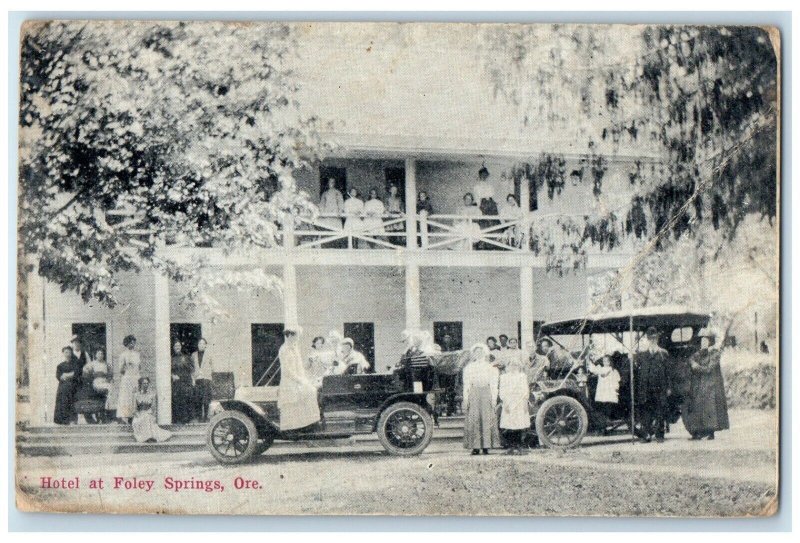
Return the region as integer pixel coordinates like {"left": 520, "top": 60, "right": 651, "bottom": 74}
{"left": 670, "top": 327, "right": 694, "bottom": 343}
{"left": 384, "top": 166, "right": 406, "bottom": 203}
{"left": 71, "top": 323, "right": 107, "bottom": 359}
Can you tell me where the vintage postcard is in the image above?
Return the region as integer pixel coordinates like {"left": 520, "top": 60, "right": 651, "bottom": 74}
{"left": 15, "top": 20, "right": 780, "bottom": 517}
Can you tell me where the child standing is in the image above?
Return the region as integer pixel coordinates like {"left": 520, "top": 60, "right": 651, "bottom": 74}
{"left": 588, "top": 355, "right": 621, "bottom": 418}
{"left": 498, "top": 358, "right": 531, "bottom": 455}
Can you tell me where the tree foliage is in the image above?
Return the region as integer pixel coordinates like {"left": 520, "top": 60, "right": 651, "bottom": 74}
{"left": 19, "top": 21, "right": 321, "bottom": 306}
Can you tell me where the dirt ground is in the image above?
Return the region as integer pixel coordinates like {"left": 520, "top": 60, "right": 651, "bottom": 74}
{"left": 16, "top": 409, "right": 778, "bottom": 517}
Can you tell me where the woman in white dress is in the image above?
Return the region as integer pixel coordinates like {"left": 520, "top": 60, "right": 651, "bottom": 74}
{"left": 278, "top": 327, "right": 321, "bottom": 431}
{"left": 458, "top": 192, "right": 482, "bottom": 251}
{"left": 462, "top": 343, "right": 501, "bottom": 455}
{"left": 587, "top": 355, "right": 621, "bottom": 418}
{"left": 499, "top": 357, "right": 531, "bottom": 454}
{"left": 115, "top": 334, "right": 141, "bottom": 423}
{"left": 306, "top": 336, "right": 330, "bottom": 388}
{"left": 343, "top": 187, "right": 365, "bottom": 249}
{"left": 132, "top": 376, "right": 172, "bottom": 443}
{"left": 362, "top": 187, "right": 386, "bottom": 248}
{"left": 318, "top": 177, "right": 344, "bottom": 233}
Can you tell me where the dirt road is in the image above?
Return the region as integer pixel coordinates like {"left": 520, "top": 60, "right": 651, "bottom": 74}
{"left": 16, "top": 409, "right": 777, "bottom": 517}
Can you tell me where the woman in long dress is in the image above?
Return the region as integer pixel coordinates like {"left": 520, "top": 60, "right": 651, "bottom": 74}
{"left": 682, "top": 334, "right": 730, "bottom": 440}
{"left": 54, "top": 346, "right": 80, "bottom": 425}
{"left": 318, "top": 177, "right": 344, "bottom": 233}
{"left": 499, "top": 357, "right": 531, "bottom": 454}
{"left": 132, "top": 377, "right": 172, "bottom": 443}
{"left": 171, "top": 341, "right": 194, "bottom": 424}
{"left": 278, "top": 327, "right": 321, "bottom": 431}
{"left": 343, "top": 187, "right": 365, "bottom": 248}
{"left": 500, "top": 194, "right": 525, "bottom": 248}
{"left": 105, "top": 347, "right": 122, "bottom": 421}
{"left": 457, "top": 192, "right": 482, "bottom": 251}
{"left": 74, "top": 348, "right": 110, "bottom": 424}
{"left": 115, "top": 335, "right": 141, "bottom": 423}
{"left": 362, "top": 187, "right": 386, "bottom": 248}
{"left": 462, "top": 343, "right": 501, "bottom": 455}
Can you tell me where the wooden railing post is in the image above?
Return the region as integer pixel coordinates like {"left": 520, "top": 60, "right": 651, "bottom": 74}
{"left": 282, "top": 212, "right": 295, "bottom": 249}
{"left": 420, "top": 213, "right": 429, "bottom": 249}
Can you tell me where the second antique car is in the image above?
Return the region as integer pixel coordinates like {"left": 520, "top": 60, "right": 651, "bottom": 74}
{"left": 205, "top": 360, "right": 439, "bottom": 464}
{"left": 528, "top": 305, "right": 712, "bottom": 449}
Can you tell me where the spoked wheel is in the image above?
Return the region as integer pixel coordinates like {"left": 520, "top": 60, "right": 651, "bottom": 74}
{"left": 377, "top": 401, "right": 434, "bottom": 456}
{"left": 534, "top": 396, "right": 589, "bottom": 449}
{"left": 206, "top": 411, "right": 259, "bottom": 465}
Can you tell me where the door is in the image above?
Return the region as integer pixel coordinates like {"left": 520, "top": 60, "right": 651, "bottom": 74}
{"left": 251, "top": 323, "right": 284, "bottom": 386}
{"left": 71, "top": 323, "right": 107, "bottom": 359}
{"left": 384, "top": 166, "right": 406, "bottom": 203}
{"left": 433, "top": 321, "right": 463, "bottom": 352}
{"left": 319, "top": 166, "right": 347, "bottom": 197}
{"left": 170, "top": 323, "right": 202, "bottom": 356}
{"left": 343, "top": 322, "right": 375, "bottom": 373}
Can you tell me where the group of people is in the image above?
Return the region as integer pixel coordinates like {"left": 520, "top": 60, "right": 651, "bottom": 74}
{"left": 53, "top": 334, "right": 219, "bottom": 443}
{"left": 316, "top": 167, "right": 526, "bottom": 250}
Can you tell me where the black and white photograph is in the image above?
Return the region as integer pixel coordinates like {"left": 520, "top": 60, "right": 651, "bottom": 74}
{"left": 14, "top": 18, "right": 780, "bottom": 517}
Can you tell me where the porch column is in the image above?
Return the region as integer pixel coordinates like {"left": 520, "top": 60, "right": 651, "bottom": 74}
{"left": 283, "top": 263, "right": 299, "bottom": 327}
{"left": 520, "top": 266, "right": 535, "bottom": 348}
{"left": 405, "top": 263, "right": 421, "bottom": 331}
{"left": 26, "top": 265, "right": 47, "bottom": 425}
{"left": 405, "top": 158, "right": 417, "bottom": 249}
{"left": 520, "top": 175, "right": 531, "bottom": 251}
{"left": 153, "top": 272, "right": 172, "bottom": 425}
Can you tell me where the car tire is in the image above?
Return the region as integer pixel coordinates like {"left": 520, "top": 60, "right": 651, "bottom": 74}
{"left": 534, "top": 395, "right": 589, "bottom": 449}
{"left": 377, "top": 401, "right": 434, "bottom": 456}
{"left": 206, "top": 410, "right": 259, "bottom": 465}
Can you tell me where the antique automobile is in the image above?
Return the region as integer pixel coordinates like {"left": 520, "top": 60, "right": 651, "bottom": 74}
{"left": 528, "top": 306, "right": 711, "bottom": 449}
{"left": 205, "top": 361, "right": 438, "bottom": 464}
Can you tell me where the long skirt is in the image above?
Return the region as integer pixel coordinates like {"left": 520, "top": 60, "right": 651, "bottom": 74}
{"left": 463, "top": 384, "right": 501, "bottom": 449}
{"left": 278, "top": 378, "right": 320, "bottom": 431}
{"left": 172, "top": 378, "right": 194, "bottom": 424}
{"left": 682, "top": 369, "right": 730, "bottom": 434}
{"left": 53, "top": 382, "right": 77, "bottom": 425}
{"left": 132, "top": 411, "right": 172, "bottom": 443}
{"left": 116, "top": 372, "right": 139, "bottom": 419}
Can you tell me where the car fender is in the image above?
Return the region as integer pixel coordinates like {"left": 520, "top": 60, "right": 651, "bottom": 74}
{"left": 372, "top": 392, "right": 435, "bottom": 431}
{"left": 215, "top": 399, "right": 280, "bottom": 436}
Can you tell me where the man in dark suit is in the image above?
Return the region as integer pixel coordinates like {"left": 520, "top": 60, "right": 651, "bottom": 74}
{"left": 70, "top": 336, "right": 88, "bottom": 374}
{"left": 635, "top": 327, "right": 671, "bottom": 443}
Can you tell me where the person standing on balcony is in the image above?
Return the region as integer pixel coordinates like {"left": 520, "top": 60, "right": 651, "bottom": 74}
{"left": 385, "top": 183, "right": 405, "bottom": 246}
{"left": 458, "top": 192, "right": 481, "bottom": 251}
{"left": 319, "top": 177, "right": 344, "bottom": 232}
{"left": 474, "top": 164, "right": 499, "bottom": 250}
{"left": 343, "top": 187, "right": 365, "bottom": 249}
{"left": 500, "top": 193, "right": 524, "bottom": 248}
{"left": 416, "top": 191, "right": 434, "bottom": 247}
{"left": 363, "top": 187, "right": 386, "bottom": 248}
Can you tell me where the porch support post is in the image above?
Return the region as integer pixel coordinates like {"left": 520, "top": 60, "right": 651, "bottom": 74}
{"left": 153, "top": 272, "right": 172, "bottom": 425}
{"left": 405, "top": 263, "right": 421, "bottom": 331}
{"left": 283, "top": 262, "right": 299, "bottom": 327}
{"left": 405, "top": 158, "right": 417, "bottom": 249}
{"left": 26, "top": 265, "right": 47, "bottom": 425}
{"left": 520, "top": 266, "right": 534, "bottom": 347}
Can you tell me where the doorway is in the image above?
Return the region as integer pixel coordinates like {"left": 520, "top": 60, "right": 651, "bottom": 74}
{"left": 251, "top": 323, "right": 284, "bottom": 386}
{"left": 319, "top": 166, "right": 347, "bottom": 197}
{"left": 384, "top": 166, "right": 406, "bottom": 203}
{"left": 170, "top": 323, "right": 202, "bottom": 356}
{"left": 433, "top": 321, "right": 463, "bottom": 352}
{"left": 71, "top": 323, "right": 107, "bottom": 359}
{"left": 343, "top": 322, "right": 375, "bottom": 372}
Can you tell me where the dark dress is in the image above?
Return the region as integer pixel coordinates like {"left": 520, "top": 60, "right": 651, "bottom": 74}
{"left": 682, "top": 349, "right": 730, "bottom": 436}
{"left": 634, "top": 347, "right": 671, "bottom": 439}
{"left": 53, "top": 360, "right": 80, "bottom": 425}
{"left": 171, "top": 354, "right": 194, "bottom": 424}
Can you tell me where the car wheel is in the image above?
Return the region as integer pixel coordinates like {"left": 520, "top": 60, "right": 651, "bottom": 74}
{"left": 534, "top": 395, "right": 589, "bottom": 449}
{"left": 377, "top": 401, "right": 434, "bottom": 456}
{"left": 206, "top": 410, "right": 259, "bottom": 465}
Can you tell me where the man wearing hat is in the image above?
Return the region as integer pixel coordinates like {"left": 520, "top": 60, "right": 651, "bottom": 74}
{"left": 635, "top": 327, "right": 671, "bottom": 443}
